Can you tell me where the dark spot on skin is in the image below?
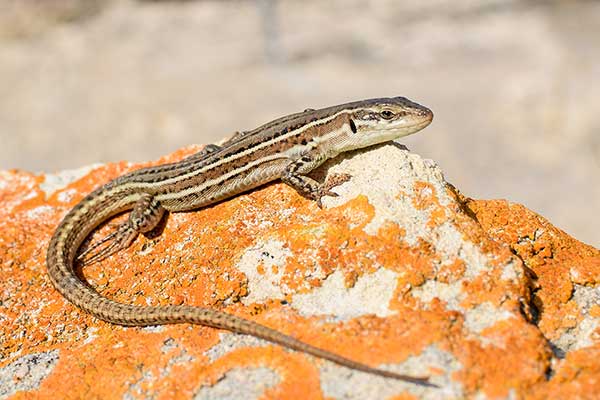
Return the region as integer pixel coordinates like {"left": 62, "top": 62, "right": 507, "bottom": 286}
{"left": 349, "top": 119, "right": 357, "bottom": 133}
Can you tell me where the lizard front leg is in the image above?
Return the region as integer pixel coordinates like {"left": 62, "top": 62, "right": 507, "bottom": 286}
{"left": 281, "top": 154, "right": 351, "bottom": 208}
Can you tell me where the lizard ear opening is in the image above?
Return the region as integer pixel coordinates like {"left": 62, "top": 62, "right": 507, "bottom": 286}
{"left": 349, "top": 119, "right": 357, "bottom": 134}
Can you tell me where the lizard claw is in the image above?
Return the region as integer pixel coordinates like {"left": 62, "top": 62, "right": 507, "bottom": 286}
{"left": 316, "top": 191, "right": 339, "bottom": 209}
{"left": 316, "top": 173, "right": 352, "bottom": 208}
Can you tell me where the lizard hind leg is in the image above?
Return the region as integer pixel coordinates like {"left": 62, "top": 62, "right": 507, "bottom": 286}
{"left": 77, "top": 194, "right": 165, "bottom": 266}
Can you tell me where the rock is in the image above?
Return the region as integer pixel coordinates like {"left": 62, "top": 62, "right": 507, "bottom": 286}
{"left": 0, "top": 144, "right": 598, "bottom": 399}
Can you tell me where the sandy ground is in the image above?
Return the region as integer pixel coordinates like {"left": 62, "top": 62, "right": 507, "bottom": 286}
{"left": 0, "top": 0, "right": 598, "bottom": 246}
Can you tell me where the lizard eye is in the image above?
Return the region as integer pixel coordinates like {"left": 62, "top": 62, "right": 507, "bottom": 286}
{"left": 380, "top": 110, "right": 395, "bottom": 120}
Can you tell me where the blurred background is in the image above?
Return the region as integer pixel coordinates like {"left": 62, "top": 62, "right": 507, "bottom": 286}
{"left": 0, "top": 0, "right": 598, "bottom": 246}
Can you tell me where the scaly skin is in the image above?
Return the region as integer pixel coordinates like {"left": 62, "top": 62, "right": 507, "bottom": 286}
{"left": 46, "top": 97, "right": 435, "bottom": 385}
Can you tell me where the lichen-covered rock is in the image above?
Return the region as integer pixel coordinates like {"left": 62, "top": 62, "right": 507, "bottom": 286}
{"left": 0, "top": 144, "right": 598, "bottom": 399}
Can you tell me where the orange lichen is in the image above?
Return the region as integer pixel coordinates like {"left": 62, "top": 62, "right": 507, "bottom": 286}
{"left": 528, "top": 345, "right": 600, "bottom": 399}
{"left": 590, "top": 305, "right": 600, "bottom": 318}
{"left": 450, "top": 318, "right": 551, "bottom": 397}
{"left": 411, "top": 181, "right": 449, "bottom": 229}
{"left": 465, "top": 199, "right": 600, "bottom": 341}
{"left": 437, "top": 259, "right": 466, "bottom": 283}
{"left": 1, "top": 148, "right": 598, "bottom": 399}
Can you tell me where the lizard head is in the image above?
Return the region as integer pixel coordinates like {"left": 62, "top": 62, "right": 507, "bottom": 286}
{"left": 347, "top": 97, "right": 433, "bottom": 147}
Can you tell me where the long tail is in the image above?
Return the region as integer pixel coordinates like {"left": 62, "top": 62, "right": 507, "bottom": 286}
{"left": 46, "top": 198, "right": 435, "bottom": 387}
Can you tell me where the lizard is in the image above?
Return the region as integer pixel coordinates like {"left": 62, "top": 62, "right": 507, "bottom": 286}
{"left": 46, "top": 96, "right": 435, "bottom": 386}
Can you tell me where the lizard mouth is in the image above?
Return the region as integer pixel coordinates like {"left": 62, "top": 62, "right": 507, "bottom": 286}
{"left": 402, "top": 118, "right": 433, "bottom": 132}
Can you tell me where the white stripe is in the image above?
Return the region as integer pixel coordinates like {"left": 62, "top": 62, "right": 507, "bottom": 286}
{"left": 123, "top": 110, "right": 351, "bottom": 191}
{"left": 156, "top": 124, "right": 351, "bottom": 202}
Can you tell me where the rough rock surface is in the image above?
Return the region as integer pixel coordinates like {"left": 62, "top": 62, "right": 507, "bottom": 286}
{"left": 1, "top": 0, "right": 600, "bottom": 246}
{"left": 1, "top": 144, "right": 598, "bottom": 399}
